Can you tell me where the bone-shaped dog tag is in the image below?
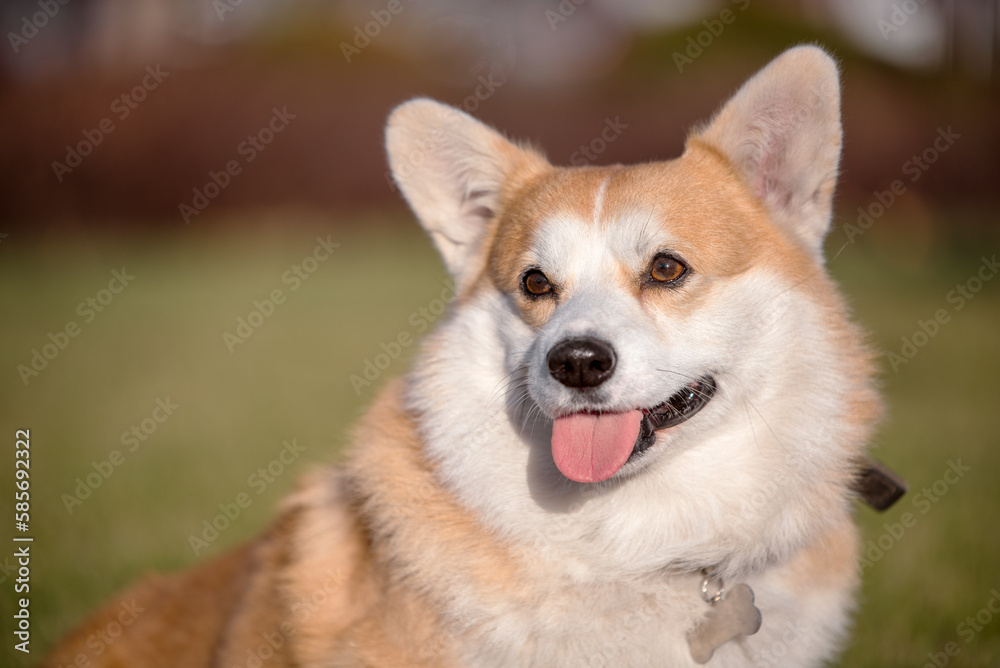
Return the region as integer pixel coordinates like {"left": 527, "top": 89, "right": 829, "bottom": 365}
{"left": 686, "top": 583, "right": 763, "bottom": 664}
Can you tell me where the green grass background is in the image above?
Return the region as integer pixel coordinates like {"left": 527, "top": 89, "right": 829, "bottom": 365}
{"left": 1, "top": 217, "right": 998, "bottom": 666}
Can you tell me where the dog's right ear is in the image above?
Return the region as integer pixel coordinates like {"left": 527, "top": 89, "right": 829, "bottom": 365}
{"left": 386, "top": 99, "right": 549, "bottom": 284}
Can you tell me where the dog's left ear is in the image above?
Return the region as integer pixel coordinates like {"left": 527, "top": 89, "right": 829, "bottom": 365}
{"left": 689, "top": 46, "right": 842, "bottom": 259}
{"left": 386, "top": 98, "right": 549, "bottom": 284}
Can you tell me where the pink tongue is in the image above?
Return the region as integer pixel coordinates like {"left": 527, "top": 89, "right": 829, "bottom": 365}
{"left": 551, "top": 410, "right": 643, "bottom": 483}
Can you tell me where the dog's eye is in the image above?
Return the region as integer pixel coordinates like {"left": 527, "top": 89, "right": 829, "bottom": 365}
{"left": 650, "top": 255, "right": 687, "bottom": 283}
{"left": 522, "top": 269, "right": 553, "bottom": 297}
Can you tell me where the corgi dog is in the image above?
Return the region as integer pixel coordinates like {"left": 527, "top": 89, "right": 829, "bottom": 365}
{"left": 44, "top": 45, "right": 886, "bottom": 667}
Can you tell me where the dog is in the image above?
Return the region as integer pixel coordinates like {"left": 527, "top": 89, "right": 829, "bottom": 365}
{"left": 44, "top": 45, "right": 889, "bottom": 667}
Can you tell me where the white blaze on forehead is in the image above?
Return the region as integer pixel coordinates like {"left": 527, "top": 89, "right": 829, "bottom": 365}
{"left": 592, "top": 177, "right": 609, "bottom": 226}
{"left": 532, "top": 202, "right": 669, "bottom": 291}
{"left": 608, "top": 210, "right": 663, "bottom": 265}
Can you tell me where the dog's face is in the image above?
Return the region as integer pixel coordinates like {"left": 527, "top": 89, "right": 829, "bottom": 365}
{"left": 388, "top": 45, "right": 843, "bottom": 474}
{"left": 485, "top": 160, "right": 805, "bottom": 483}
{"left": 385, "top": 47, "right": 874, "bottom": 571}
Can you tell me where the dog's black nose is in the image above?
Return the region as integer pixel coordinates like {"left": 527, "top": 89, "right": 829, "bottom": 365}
{"left": 547, "top": 337, "right": 617, "bottom": 388}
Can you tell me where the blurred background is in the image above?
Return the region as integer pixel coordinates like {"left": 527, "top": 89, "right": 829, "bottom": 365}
{"left": 1, "top": 0, "right": 998, "bottom": 665}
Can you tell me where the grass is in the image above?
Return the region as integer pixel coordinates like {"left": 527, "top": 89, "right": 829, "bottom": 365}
{"left": 1, "top": 216, "right": 998, "bottom": 666}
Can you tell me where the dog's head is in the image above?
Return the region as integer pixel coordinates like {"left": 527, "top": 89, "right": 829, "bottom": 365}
{"left": 385, "top": 46, "right": 867, "bottom": 495}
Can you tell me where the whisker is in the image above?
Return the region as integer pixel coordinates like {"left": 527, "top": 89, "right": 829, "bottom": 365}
{"left": 743, "top": 398, "right": 764, "bottom": 455}
{"left": 744, "top": 398, "right": 786, "bottom": 449}
{"left": 490, "top": 374, "right": 527, "bottom": 410}
{"left": 653, "top": 368, "right": 716, "bottom": 401}
{"left": 653, "top": 368, "right": 703, "bottom": 383}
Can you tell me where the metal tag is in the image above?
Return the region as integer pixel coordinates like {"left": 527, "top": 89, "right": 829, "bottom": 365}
{"left": 687, "top": 583, "right": 763, "bottom": 664}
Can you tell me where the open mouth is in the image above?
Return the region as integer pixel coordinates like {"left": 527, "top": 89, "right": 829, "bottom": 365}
{"left": 633, "top": 376, "right": 717, "bottom": 457}
{"left": 550, "top": 376, "right": 717, "bottom": 483}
